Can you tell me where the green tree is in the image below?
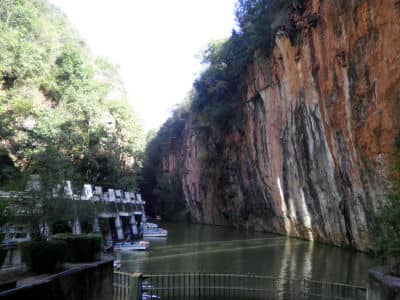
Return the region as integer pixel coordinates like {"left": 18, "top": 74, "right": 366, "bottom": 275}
{"left": 372, "top": 141, "right": 400, "bottom": 275}
{"left": 0, "top": 0, "right": 143, "bottom": 194}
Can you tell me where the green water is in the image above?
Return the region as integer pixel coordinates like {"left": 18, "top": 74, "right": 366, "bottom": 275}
{"left": 115, "top": 223, "right": 375, "bottom": 286}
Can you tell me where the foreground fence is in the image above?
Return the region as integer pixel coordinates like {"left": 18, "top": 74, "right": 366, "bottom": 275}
{"left": 114, "top": 272, "right": 367, "bottom": 300}
{"left": 113, "top": 272, "right": 137, "bottom": 300}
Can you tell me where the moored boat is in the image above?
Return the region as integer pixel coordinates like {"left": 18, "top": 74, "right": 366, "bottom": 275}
{"left": 114, "top": 240, "right": 150, "bottom": 251}
{"left": 143, "top": 223, "right": 168, "bottom": 237}
{"left": 113, "top": 259, "right": 121, "bottom": 270}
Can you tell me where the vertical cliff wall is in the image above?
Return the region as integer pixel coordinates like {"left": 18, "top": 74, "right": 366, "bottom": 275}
{"left": 155, "top": 0, "right": 400, "bottom": 250}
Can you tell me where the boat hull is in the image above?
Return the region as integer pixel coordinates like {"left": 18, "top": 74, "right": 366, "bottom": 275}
{"left": 143, "top": 233, "right": 168, "bottom": 237}
{"left": 114, "top": 241, "right": 150, "bottom": 251}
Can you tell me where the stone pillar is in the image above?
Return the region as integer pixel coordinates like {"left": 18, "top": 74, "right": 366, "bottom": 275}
{"left": 64, "top": 180, "right": 73, "bottom": 198}
{"left": 82, "top": 184, "right": 93, "bottom": 200}
{"left": 108, "top": 189, "right": 116, "bottom": 202}
{"left": 40, "top": 222, "right": 51, "bottom": 238}
{"left": 105, "top": 230, "right": 112, "bottom": 243}
{"left": 93, "top": 218, "right": 100, "bottom": 233}
{"left": 114, "top": 215, "right": 124, "bottom": 240}
{"left": 130, "top": 216, "right": 138, "bottom": 235}
{"left": 72, "top": 218, "right": 81, "bottom": 235}
{"left": 124, "top": 192, "right": 130, "bottom": 203}
{"left": 115, "top": 190, "right": 122, "bottom": 202}
{"left": 129, "top": 192, "right": 136, "bottom": 211}
{"left": 94, "top": 186, "right": 103, "bottom": 201}
{"left": 137, "top": 194, "right": 146, "bottom": 223}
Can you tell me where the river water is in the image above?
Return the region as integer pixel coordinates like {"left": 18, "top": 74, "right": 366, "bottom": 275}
{"left": 115, "top": 223, "right": 375, "bottom": 286}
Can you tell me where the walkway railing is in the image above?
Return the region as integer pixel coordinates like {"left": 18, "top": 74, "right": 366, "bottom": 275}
{"left": 113, "top": 271, "right": 138, "bottom": 300}
{"left": 113, "top": 272, "right": 367, "bottom": 300}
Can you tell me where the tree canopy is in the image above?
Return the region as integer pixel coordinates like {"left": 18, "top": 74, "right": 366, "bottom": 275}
{"left": 0, "top": 0, "right": 143, "bottom": 191}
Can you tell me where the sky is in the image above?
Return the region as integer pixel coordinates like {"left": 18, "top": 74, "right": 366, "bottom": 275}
{"left": 47, "top": 0, "right": 237, "bottom": 132}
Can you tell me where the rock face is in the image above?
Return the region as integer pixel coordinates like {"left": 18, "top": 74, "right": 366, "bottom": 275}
{"left": 160, "top": 0, "right": 400, "bottom": 250}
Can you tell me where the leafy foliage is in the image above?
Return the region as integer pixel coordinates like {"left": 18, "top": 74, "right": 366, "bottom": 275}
{"left": 192, "top": 0, "right": 302, "bottom": 132}
{"left": 0, "top": 0, "right": 143, "bottom": 193}
{"left": 372, "top": 142, "right": 400, "bottom": 275}
{"left": 192, "top": 34, "right": 249, "bottom": 130}
{"left": 236, "top": 0, "right": 302, "bottom": 53}
{"left": 0, "top": 1, "right": 144, "bottom": 241}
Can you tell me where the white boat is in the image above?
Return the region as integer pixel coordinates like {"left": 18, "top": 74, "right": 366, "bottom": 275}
{"left": 145, "top": 222, "right": 159, "bottom": 228}
{"left": 143, "top": 223, "right": 168, "bottom": 237}
{"left": 114, "top": 240, "right": 150, "bottom": 251}
{"left": 113, "top": 260, "right": 121, "bottom": 270}
{"left": 142, "top": 292, "right": 160, "bottom": 300}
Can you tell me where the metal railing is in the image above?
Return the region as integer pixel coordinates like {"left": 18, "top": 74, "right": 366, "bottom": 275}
{"left": 113, "top": 272, "right": 367, "bottom": 300}
{"left": 113, "top": 271, "right": 138, "bottom": 300}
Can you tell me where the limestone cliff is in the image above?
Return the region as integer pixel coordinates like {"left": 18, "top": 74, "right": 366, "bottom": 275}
{"left": 152, "top": 0, "right": 400, "bottom": 250}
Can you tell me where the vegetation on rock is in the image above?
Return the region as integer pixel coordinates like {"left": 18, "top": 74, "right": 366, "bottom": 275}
{"left": 372, "top": 139, "right": 400, "bottom": 275}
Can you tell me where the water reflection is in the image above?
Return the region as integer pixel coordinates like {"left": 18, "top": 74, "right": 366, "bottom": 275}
{"left": 115, "top": 223, "right": 374, "bottom": 285}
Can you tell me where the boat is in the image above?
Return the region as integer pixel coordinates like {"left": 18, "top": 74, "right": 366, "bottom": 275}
{"left": 141, "top": 281, "right": 153, "bottom": 289}
{"left": 103, "top": 243, "right": 114, "bottom": 253}
{"left": 114, "top": 240, "right": 150, "bottom": 251}
{"left": 113, "top": 260, "right": 121, "bottom": 270}
{"left": 144, "top": 222, "right": 158, "bottom": 228}
{"left": 141, "top": 292, "right": 160, "bottom": 300}
{"left": 143, "top": 223, "right": 168, "bottom": 237}
{"left": 143, "top": 228, "right": 168, "bottom": 237}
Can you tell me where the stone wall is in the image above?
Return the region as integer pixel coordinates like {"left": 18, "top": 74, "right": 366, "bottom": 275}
{"left": 0, "top": 259, "right": 113, "bottom": 300}
{"left": 368, "top": 267, "right": 400, "bottom": 300}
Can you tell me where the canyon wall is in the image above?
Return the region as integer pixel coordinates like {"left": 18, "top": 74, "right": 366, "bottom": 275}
{"left": 158, "top": 0, "right": 400, "bottom": 250}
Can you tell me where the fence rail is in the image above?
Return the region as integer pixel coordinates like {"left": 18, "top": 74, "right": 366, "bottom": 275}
{"left": 113, "top": 271, "right": 137, "bottom": 300}
{"left": 114, "top": 272, "right": 367, "bottom": 300}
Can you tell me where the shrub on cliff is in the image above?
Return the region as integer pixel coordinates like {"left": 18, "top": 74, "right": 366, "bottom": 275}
{"left": 192, "top": 0, "right": 303, "bottom": 131}
{"left": 192, "top": 34, "right": 249, "bottom": 132}
{"left": 236, "top": 0, "right": 303, "bottom": 55}
{"left": 372, "top": 141, "right": 400, "bottom": 276}
{"left": 53, "top": 233, "right": 101, "bottom": 262}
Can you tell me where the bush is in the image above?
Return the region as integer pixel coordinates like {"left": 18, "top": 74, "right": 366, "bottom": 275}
{"left": 236, "top": 0, "right": 302, "bottom": 54}
{"left": 372, "top": 138, "right": 400, "bottom": 275}
{"left": 20, "top": 240, "right": 66, "bottom": 273}
{"left": 53, "top": 233, "right": 101, "bottom": 262}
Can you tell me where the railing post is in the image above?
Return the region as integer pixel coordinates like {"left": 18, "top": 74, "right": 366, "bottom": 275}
{"left": 130, "top": 272, "right": 142, "bottom": 300}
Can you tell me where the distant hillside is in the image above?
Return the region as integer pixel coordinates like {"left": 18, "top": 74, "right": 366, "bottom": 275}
{"left": 0, "top": 0, "right": 143, "bottom": 190}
